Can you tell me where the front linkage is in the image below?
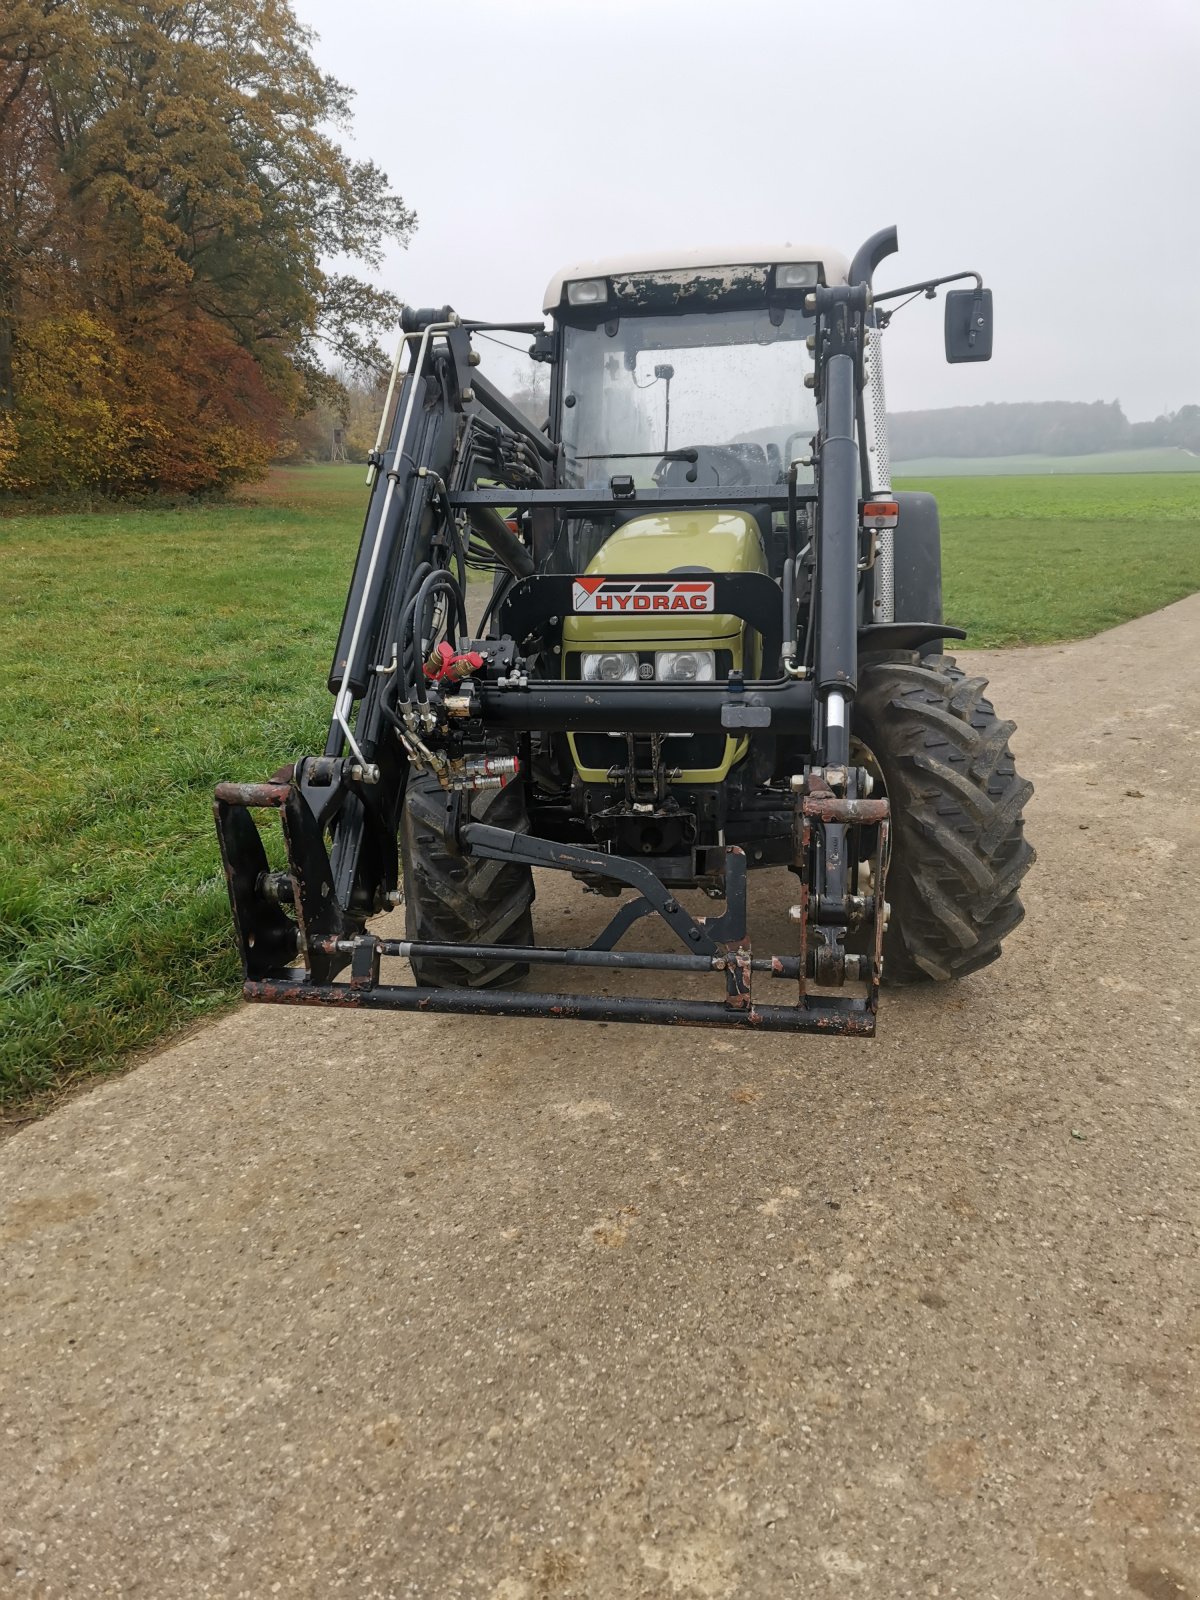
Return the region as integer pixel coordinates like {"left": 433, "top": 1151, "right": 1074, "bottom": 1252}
{"left": 214, "top": 234, "right": 918, "bottom": 1034}
{"left": 214, "top": 771, "right": 890, "bottom": 1033}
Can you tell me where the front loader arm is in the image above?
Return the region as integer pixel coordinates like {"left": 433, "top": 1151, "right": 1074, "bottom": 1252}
{"left": 801, "top": 226, "right": 899, "bottom": 985}
{"left": 214, "top": 308, "right": 551, "bottom": 981}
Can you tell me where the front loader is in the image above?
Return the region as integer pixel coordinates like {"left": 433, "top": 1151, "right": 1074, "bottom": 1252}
{"left": 214, "top": 226, "right": 1034, "bottom": 1034}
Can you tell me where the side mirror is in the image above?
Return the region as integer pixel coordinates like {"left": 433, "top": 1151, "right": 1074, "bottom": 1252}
{"left": 945, "top": 287, "right": 993, "bottom": 363}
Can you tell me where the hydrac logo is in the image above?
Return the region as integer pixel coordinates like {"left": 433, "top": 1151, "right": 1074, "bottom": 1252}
{"left": 571, "top": 578, "right": 715, "bottom": 614}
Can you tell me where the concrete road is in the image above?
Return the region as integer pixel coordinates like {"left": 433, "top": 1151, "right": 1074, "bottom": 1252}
{"left": 2, "top": 597, "right": 1198, "bottom": 1599}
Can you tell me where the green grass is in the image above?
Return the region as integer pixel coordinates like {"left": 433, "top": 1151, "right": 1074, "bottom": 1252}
{"left": 2, "top": 465, "right": 1198, "bottom": 1109}
{"left": 1, "top": 473, "right": 365, "bottom": 1111}
{"left": 906, "top": 472, "right": 1200, "bottom": 645}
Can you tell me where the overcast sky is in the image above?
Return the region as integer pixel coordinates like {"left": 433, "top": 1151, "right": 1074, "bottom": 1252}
{"left": 291, "top": 0, "right": 1199, "bottom": 419}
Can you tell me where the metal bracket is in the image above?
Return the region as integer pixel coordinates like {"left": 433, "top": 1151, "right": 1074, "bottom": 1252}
{"left": 462, "top": 823, "right": 725, "bottom": 959}
{"left": 608, "top": 732, "right": 678, "bottom": 806}
{"left": 213, "top": 780, "right": 359, "bottom": 986}
{"left": 699, "top": 848, "right": 748, "bottom": 944}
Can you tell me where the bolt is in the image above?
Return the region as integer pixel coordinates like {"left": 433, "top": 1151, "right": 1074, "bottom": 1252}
{"left": 461, "top": 386, "right": 474, "bottom": 403}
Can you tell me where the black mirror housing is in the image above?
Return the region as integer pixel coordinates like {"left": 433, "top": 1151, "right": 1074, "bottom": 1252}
{"left": 945, "top": 287, "right": 993, "bottom": 363}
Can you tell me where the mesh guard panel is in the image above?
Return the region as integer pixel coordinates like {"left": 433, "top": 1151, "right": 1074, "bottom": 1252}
{"left": 864, "top": 323, "right": 894, "bottom": 622}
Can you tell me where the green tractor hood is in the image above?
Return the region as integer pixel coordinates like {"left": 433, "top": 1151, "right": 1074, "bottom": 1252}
{"left": 563, "top": 509, "right": 767, "bottom": 649}
{"left": 562, "top": 509, "right": 767, "bottom": 785}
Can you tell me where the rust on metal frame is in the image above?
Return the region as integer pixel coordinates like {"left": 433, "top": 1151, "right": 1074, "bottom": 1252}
{"left": 243, "top": 977, "right": 878, "bottom": 1035}
{"left": 214, "top": 781, "right": 290, "bottom": 809}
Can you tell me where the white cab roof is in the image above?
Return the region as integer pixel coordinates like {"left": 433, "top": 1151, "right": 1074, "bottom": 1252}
{"left": 543, "top": 243, "right": 850, "bottom": 313}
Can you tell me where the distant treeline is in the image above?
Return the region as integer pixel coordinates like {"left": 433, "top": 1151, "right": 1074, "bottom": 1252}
{"left": 890, "top": 401, "right": 1200, "bottom": 460}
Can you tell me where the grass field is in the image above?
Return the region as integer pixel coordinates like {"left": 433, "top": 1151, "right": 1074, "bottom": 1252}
{"left": 3, "top": 466, "right": 1199, "bottom": 1110}
{"left": 901, "top": 471, "right": 1200, "bottom": 645}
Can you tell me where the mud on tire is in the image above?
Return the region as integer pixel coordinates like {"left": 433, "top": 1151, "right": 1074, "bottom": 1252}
{"left": 399, "top": 771, "right": 535, "bottom": 988}
{"left": 854, "top": 653, "right": 1035, "bottom": 983}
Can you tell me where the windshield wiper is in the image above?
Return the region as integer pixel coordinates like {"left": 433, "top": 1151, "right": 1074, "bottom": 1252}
{"left": 570, "top": 447, "right": 698, "bottom": 463}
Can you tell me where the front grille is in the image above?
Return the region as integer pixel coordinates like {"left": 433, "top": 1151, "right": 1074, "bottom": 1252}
{"left": 574, "top": 731, "right": 729, "bottom": 776}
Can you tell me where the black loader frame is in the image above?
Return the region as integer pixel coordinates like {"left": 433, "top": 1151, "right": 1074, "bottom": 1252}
{"left": 215, "top": 227, "right": 986, "bottom": 1034}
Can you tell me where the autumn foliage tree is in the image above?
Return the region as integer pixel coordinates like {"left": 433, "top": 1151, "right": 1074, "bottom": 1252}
{"left": 0, "top": 0, "right": 413, "bottom": 495}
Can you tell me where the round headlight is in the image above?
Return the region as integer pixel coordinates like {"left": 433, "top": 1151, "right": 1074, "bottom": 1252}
{"left": 655, "top": 649, "right": 716, "bottom": 683}
{"left": 581, "top": 651, "right": 638, "bottom": 683}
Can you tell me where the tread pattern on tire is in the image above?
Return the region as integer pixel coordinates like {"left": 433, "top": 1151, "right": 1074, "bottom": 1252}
{"left": 400, "top": 772, "right": 535, "bottom": 988}
{"left": 854, "top": 653, "right": 1035, "bottom": 983}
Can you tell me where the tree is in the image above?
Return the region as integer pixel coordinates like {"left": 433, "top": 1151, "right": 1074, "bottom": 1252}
{"left": 0, "top": 0, "right": 414, "bottom": 494}
{"left": 0, "top": 3, "right": 78, "bottom": 413}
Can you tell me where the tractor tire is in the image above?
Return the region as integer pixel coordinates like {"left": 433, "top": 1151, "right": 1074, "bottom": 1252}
{"left": 399, "top": 771, "right": 535, "bottom": 988}
{"left": 853, "top": 653, "right": 1035, "bottom": 983}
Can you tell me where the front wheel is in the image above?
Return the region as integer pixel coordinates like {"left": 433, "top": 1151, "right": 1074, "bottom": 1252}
{"left": 853, "top": 654, "right": 1035, "bottom": 983}
{"left": 399, "top": 771, "right": 535, "bottom": 988}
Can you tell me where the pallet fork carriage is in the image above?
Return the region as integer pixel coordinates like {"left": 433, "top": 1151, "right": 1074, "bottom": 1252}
{"left": 215, "top": 227, "right": 1032, "bottom": 1034}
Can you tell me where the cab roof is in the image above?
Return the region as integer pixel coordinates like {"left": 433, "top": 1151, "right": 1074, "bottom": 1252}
{"left": 543, "top": 243, "right": 850, "bottom": 314}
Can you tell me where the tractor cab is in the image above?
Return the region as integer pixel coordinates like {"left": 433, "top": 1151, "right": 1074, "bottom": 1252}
{"left": 544, "top": 245, "right": 849, "bottom": 501}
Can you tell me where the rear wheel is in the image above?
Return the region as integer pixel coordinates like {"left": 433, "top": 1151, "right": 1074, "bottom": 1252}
{"left": 399, "top": 771, "right": 535, "bottom": 988}
{"left": 853, "top": 653, "right": 1035, "bottom": 983}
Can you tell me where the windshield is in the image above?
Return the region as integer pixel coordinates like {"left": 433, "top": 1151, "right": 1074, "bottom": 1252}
{"left": 559, "top": 305, "right": 816, "bottom": 489}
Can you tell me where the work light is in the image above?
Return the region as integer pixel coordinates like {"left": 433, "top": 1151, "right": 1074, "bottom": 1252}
{"left": 566, "top": 278, "right": 608, "bottom": 307}
{"left": 774, "top": 263, "right": 819, "bottom": 289}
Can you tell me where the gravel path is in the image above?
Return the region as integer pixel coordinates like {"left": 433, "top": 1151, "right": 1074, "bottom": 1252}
{"left": 2, "top": 597, "right": 1198, "bottom": 1599}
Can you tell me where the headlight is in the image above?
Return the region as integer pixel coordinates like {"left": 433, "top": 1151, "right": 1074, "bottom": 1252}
{"left": 581, "top": 651, "right": 638, "bottom": 683}
{"left": 655, "top": 649, "right": 716, "bottom": 683}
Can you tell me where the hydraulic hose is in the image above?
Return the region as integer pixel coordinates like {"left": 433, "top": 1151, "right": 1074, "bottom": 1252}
{"left": 394, "top": 561, "right": 433, "bottom": 704}
{"left": 466, "top": 506, "right": 535, "bottom": 579}
{"left": 477, "top": 571, "right": 516, "bottom": 638}
{"left": 408, "top": 569, "right": 468, "bottom": 704}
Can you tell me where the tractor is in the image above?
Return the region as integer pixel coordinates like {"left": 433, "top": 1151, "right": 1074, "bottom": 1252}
{"left": 214, "top": 226, "right": 1034, "bottom": 1034}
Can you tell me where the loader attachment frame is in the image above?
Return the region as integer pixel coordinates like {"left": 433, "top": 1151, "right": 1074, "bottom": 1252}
{"left": 215, "top": 775, "right": 891, "bottom": 1033}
